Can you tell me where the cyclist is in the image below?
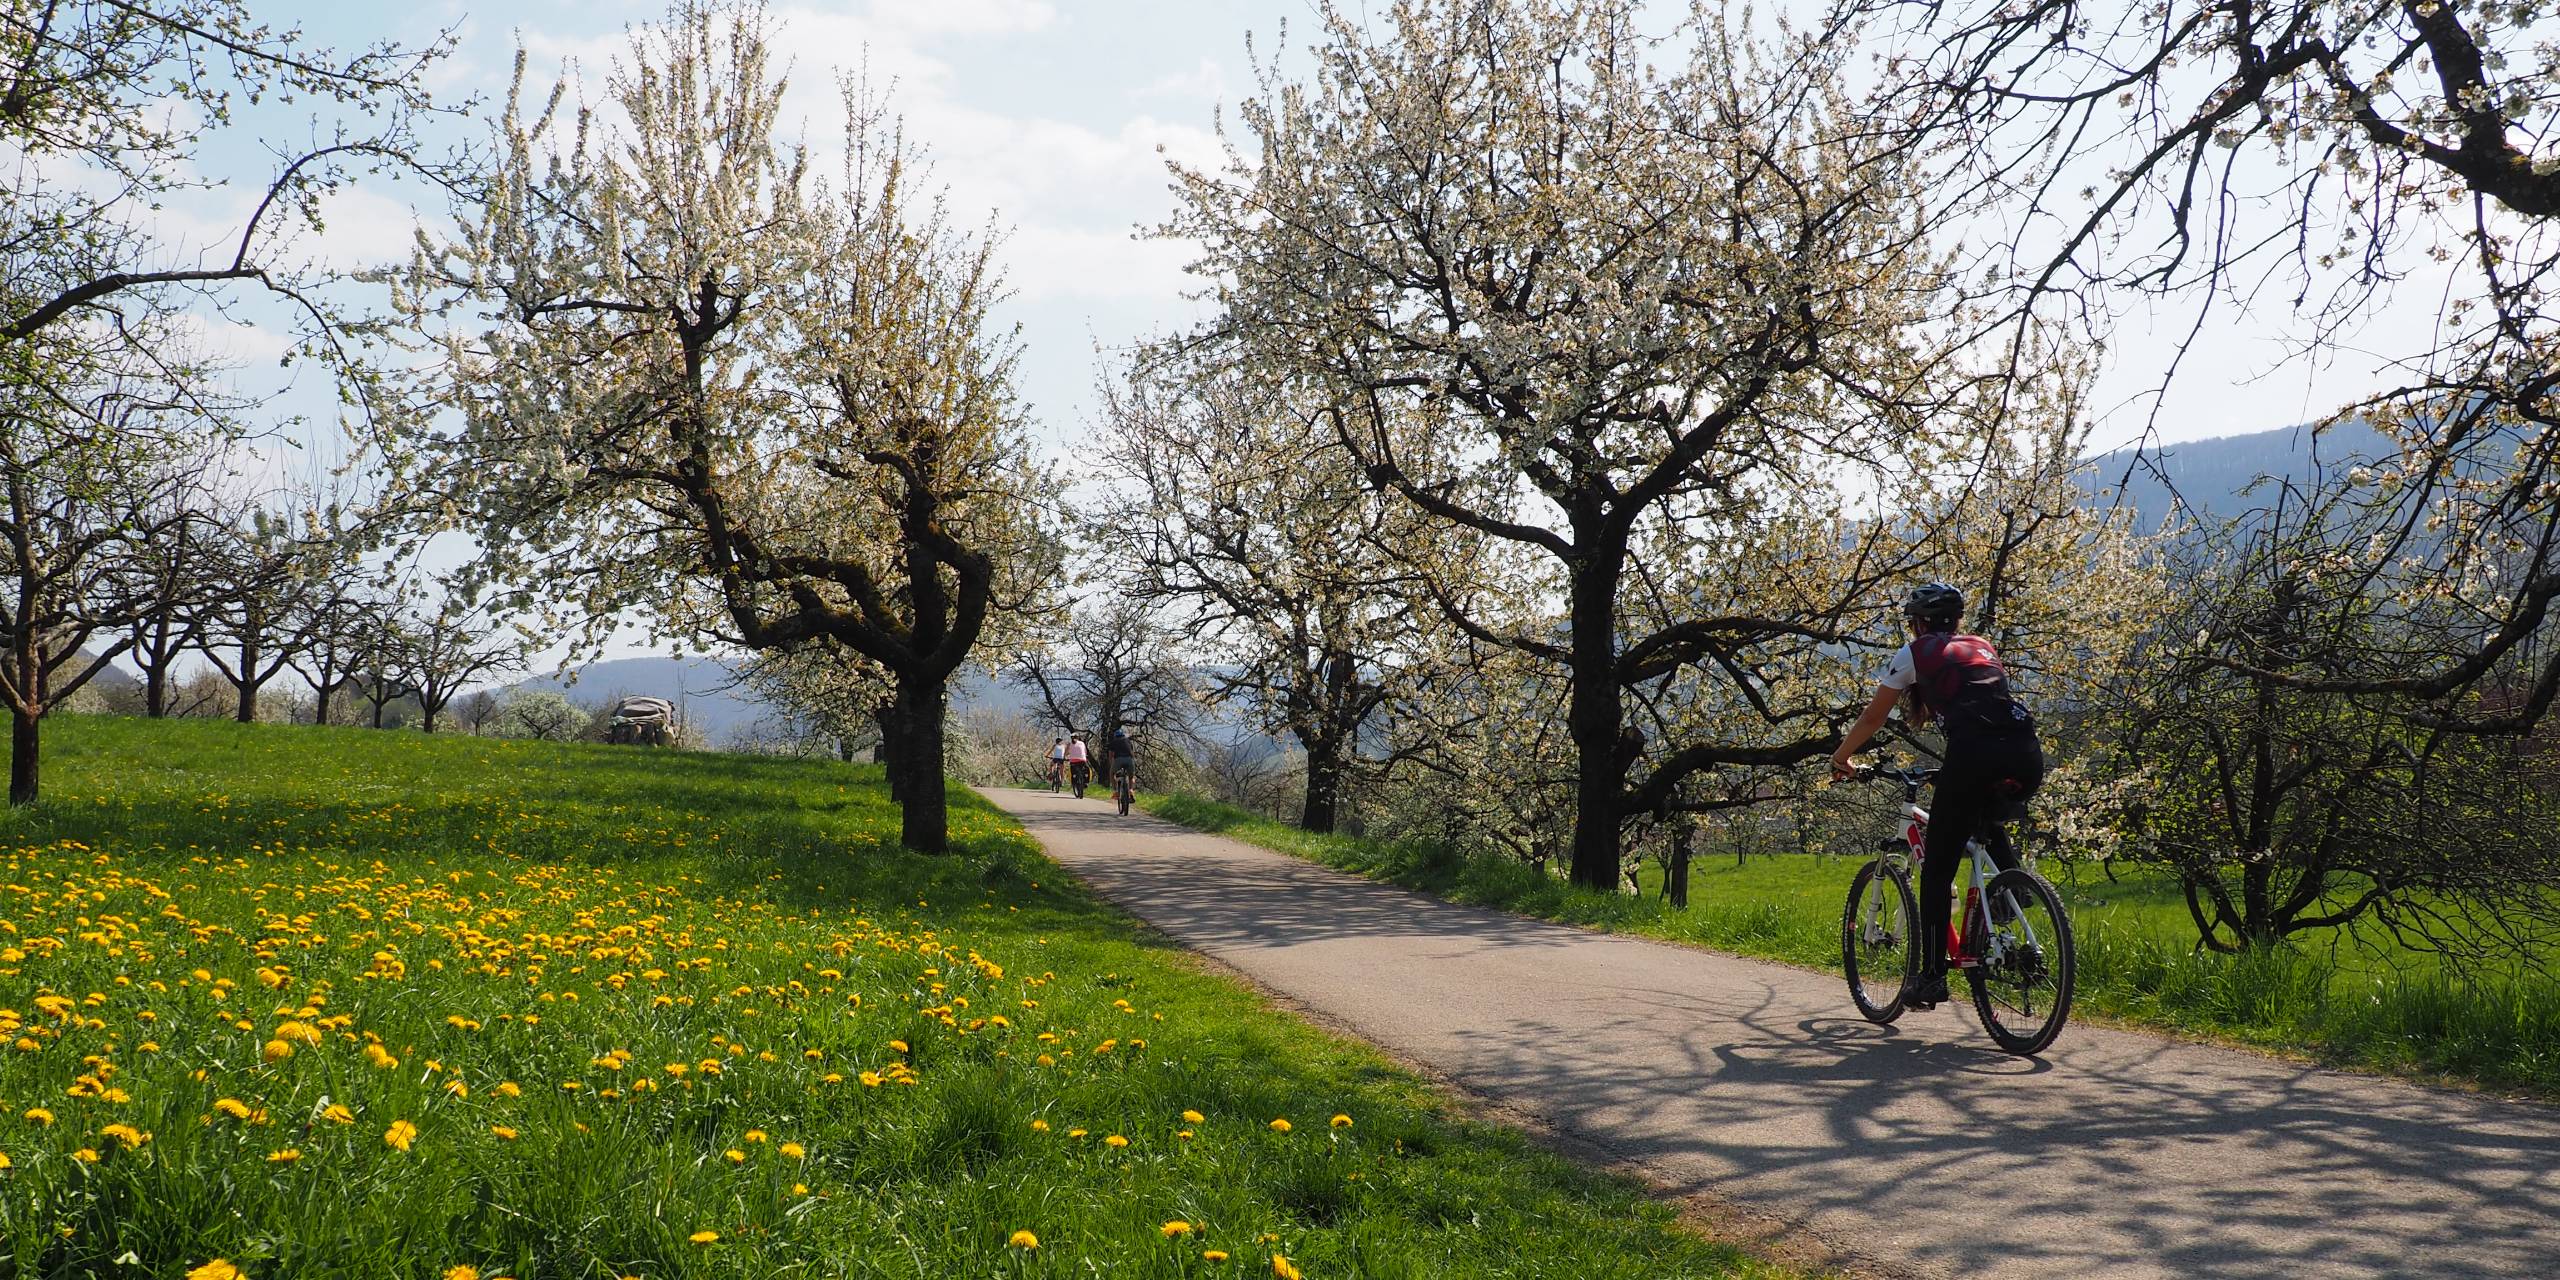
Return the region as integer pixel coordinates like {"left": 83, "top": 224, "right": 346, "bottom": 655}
{"left": 1829, "top": 583, "right": 2043, "bottom": 1010}
{"left": 1064, "top": 732, "right": 1092, "bottom": 796}
{"left": 1106, "top": 725, "right": 1135, "bottom": 798}
{"left": 1046, "top": 737, "right": 1069, "bottom": 789}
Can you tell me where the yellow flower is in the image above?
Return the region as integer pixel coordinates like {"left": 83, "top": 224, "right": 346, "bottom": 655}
{"left": 1179, "top": 1130, "right": 1195, "bottom": 1140}
{"left": 72, "top": 1147, "right": 100, "bottom": 1163}
{"left": 1268, "top": 1118, "right": 1292, "bottom": 1133}
{"left": 1008, "top": 1230, "right": 1039, "bottom": 1250}
{"left": 1105, "top": 1134, "right": 1129, "bottom": 1149}
{"left": 1029, "top": 1119, "right": 1049, "bottom": 1133}
{"left": 443, "top": 1080, "right": 469, "bottom": 1099}
{"left": 214, "top": 1098, "right": 254, "bottom": 1121}
{"left": 261, "top": 1038, "right": 293, "bottom": 1063}
{"left": 384, "top": 1119, "right": 418, "bottom": 1152}
{"left": 792, "top": 1181, "right": 810, "bottom": 1196}
{"left": 1203, "top": 1250, "right": 1230, "bottom": 1262}
{"left": 99, "top": 1123, "right": 147, "bottom": 1150}
{"left": 1182, "top": 1109, "right": 1205, "bottom": 1124}
{"left": 443, "top": 1268, "right": 481, "bottom": 1280}
{"left": 363, "top": 1043, "right": 398, "bottom": 1070}
{"left": 688, "top": 1230, "right": 719, "bottom": 1244}
{"left": 185, "top": 1262, "right": 242, "bottom": 1280}
{"left": 320, "top": 1104, "right": 354, "bottom": 1125}
{"left": 23, "top": 1108, "right": 53, "bottom": 1126}
{"left": 491, "top": 1126, "right": 518, "bottom": 1141}
{"left": 779, "top": 1141, "right": 805, "bottom": 1159}
{"left": 743, "top": 1129, "right": 767, "bottom": 1144}
{"left": 0, "top": 1151, "right": 11, "bottom": 1170}
{"left": 1272, "top": 1256, "right": 1302, "bottom": 1280}
{"left": 1329, "top": 1114, "right": 1352, "bottom": 1129}
{"left": 723, "top": 1148, "right": 746, "bottom": 1164}
{"left": 1067, "top": 1128, "right": 1087, "bottom": 1139}
{"left": 266, "top": 1148, "right": 301, "bottom": 1163}
{"left": 1162, "top": 1221, "right": 1193, "bottom": 1237}
{"left": 494, "top": 1081, "right": 523, "bottom": 1098}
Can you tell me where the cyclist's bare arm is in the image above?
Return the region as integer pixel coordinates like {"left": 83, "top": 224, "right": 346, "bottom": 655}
{"left": 1831, "top": 685, "right": 1904, "bottom": 781}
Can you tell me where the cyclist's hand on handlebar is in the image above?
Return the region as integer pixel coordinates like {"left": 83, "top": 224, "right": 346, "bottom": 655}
{"left": 1828, "top": 749, "right": 1859, "bottom": 783}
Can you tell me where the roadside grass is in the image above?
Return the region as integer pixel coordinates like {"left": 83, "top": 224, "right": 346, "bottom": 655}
{"left": 0, "top": 716, "right": 1794, "bottom": 1280}
{"left": 1144, "top": 793, "right": 2560, "bottom": 1097}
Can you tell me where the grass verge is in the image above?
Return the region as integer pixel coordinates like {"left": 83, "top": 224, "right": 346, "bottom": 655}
{"left": 0, "top": 716, "right": 1795, "bottom": 1279}
{"left": 1144, "top": 792, "right": 2560, "bottom": 1098}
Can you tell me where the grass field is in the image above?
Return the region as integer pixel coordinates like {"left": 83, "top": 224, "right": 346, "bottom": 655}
{"left": 1146, "top": 794, "right": 2560, "bottom": 1097}
{"left": 0, "top": 717, "right": 1794, "bottom": 1280}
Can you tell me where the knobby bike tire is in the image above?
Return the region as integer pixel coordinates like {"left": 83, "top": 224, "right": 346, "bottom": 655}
{"left": 1842, "top": 859, "right": 1918, "bottom": 1024}
{"left": 1964, "top": 867, "right": 2075, "bottom": 1056}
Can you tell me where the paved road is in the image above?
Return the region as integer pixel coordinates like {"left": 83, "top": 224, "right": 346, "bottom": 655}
{"left": 983, "top": 787, "right": 2560, "bottom": 1280}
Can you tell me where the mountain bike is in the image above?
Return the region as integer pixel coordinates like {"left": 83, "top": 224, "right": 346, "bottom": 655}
{"left": 1112, "top": 760, "right": 1135, "bottom": 816}
{"left": 1068, "top": 759, "right": 1091, "bottom": 799}
{"left": 1840, "top": 763, "right": 2075, "bottom": 1056}
{"left": 1047, "top": 759, "right": 1066, "bottom": 793}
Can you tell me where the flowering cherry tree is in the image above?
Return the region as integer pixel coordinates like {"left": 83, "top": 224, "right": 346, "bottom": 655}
{"left": 1168, "top": 0, "right": 2096, "bottom": 887}
{"left": 398, "top": 0, "right": 1054, "bottom": 851}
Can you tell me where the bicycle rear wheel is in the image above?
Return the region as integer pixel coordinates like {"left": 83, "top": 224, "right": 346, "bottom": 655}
{"left": 1965, "top": 867, "right": 2075, "bottom": 1056}
{"left": 1117, "top": 780, "right": 1132, "bottom": 815}
{"left": 1842, "top": 860, "right": 1918, "bottom": 1024}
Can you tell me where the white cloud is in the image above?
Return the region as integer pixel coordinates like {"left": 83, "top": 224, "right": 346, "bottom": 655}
{"left": 861, "top": 0, "right": 1056, "bottom": 39}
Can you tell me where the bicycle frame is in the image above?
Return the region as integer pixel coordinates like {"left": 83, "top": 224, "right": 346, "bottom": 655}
{"left": 1868, "top": 768, "right": 2046, "bottom": 972}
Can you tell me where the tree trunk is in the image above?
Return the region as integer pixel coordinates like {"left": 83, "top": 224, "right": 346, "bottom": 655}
{"left": 9, "top": 708, "right": 36, "bottom": 806}
{"left": 1565, "top": 549, "right": 1627, "bottom": 890}
{"left": 1668, "top": 825, "right": 1692, "bottom": 910}
{"left": 1300, "top": 732, "right": 1344, "bottom": 833}
{"left": 143, "top": 666, "right": 168, "bottom": 718}
{"left": 888, "top": 676, "right": 950, "bottom": 853}
{"left": 236, "top": 637, "right": 262, "bottom": 722}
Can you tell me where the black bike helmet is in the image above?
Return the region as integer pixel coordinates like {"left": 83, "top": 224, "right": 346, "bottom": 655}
{"left": 1904, "top": 582, "right": 1964, "bottom": 630}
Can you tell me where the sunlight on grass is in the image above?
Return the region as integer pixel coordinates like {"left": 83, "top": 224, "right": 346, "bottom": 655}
{"left": 0, "top": 717, "right": 1790, "bottom": 1279}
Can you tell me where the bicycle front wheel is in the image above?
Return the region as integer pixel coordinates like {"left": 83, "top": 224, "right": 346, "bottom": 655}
{"left": 1965, "top": 867, "right": 2075, "bottom": 1056}
{"left": 1117, "top": 784, "right": 1132, "bottom": 816}
{"left": 1842, "top": 859, "right": 1918, "bottom": 1024}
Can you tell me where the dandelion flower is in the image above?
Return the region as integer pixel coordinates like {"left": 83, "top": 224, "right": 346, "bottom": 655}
{"left": 1029, "top": 1120, "right": 1049, "bottom": 1133}
{"left": 494, "top": 1081, "right": 522, "bottom": 1098}
{"left": 889, "top": 1039, "right": 909, "bottom": 1053}
{"left": 743, "top": 1129, "right": 767, "bottom": 1143}
{"left": 185, "top": 1263, "right": 242, "bottom": 1280}
{"left": 1329, "top": 1114, "right": 1352, "bottom": 1129}
{"left": 1105, "top": 1134, "right": 1129, "bottom": 1149}
{"left": 0, "top": 1151, "right": 11, "bottom": 1170}
{"left": 1203, "top": 1250, "right": 1230, "bottom": 1262}
{"left": 491, "top": 1126, "right": 518, "bottom": 1141}
{"left": 384, "top": 1119, "right": 418, "bottom": 1152}
{"left": 1162, "top": 1221, "right": 1193, "bottom": 1237}
{"left": 779, "top": 1141, "right": 805, "bottom": 1159}
{"left": 689, "top": 1231, "right": 719, "bottom": 1244}
{"left": 320, "top": 1104, "right": 353, "bottom": 1125}
{"left": 214, "top": 1098, "right": 254, "bottom": 1121}
{"left": 723, "top": 1148, "right": 746, "bottom": 1164}
{"left": 1182, "top": 1109, "right": 1204, "bottom": 1124}
{"left": 72, "top": 1147, "right": 100, "bottom": 1163}
{"left": 266, "top": 1148, "right": 301, "bottom": 1163}
{"left": 99, "top": 1124, "right": 147, "bottom": 1150}
{"left": 23, "top": 1109, "right": 53, "bottom": 1127}
{"left": 1268, "top": 1118, "right": 1292, "bottom": 1133}
{"left": 1272, "top": 1256, "right": 1302, "bottom": 1280}
{"left": 261, "top": 1039, "right": 293, "bottom": 1063}
{"left": 1008, "top": 1230, "right": 1039, "bottom": 1250}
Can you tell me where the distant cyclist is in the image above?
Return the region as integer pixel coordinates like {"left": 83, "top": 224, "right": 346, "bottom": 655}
{"left": 1046, "top": 737, "right": 1069, "bottom": 790}
{"left": 1064, "top": 732, "right": 1092, "bottom": 797}
{"left": 1830, "top": 583, "right": 2042, "bottom": 1010}
{"left": 1107, "top": 725, "right": 1134, "bottom": 782}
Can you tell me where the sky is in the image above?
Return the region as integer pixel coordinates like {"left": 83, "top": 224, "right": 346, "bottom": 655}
{"left": 176, "top": 0, "right": 2434, "bottom": 470}
{"left": 119, "top": 0, "right": 2459, "bottom": 681}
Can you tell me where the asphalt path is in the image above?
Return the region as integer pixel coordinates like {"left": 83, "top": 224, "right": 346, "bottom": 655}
{"left": 983, "top": 786, "right": 2560, "bottom": 1280}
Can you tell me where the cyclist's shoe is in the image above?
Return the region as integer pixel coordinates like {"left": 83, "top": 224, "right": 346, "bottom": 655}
{"left": 1905, "top": 973, "right": 1950, "bottom": 1010}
